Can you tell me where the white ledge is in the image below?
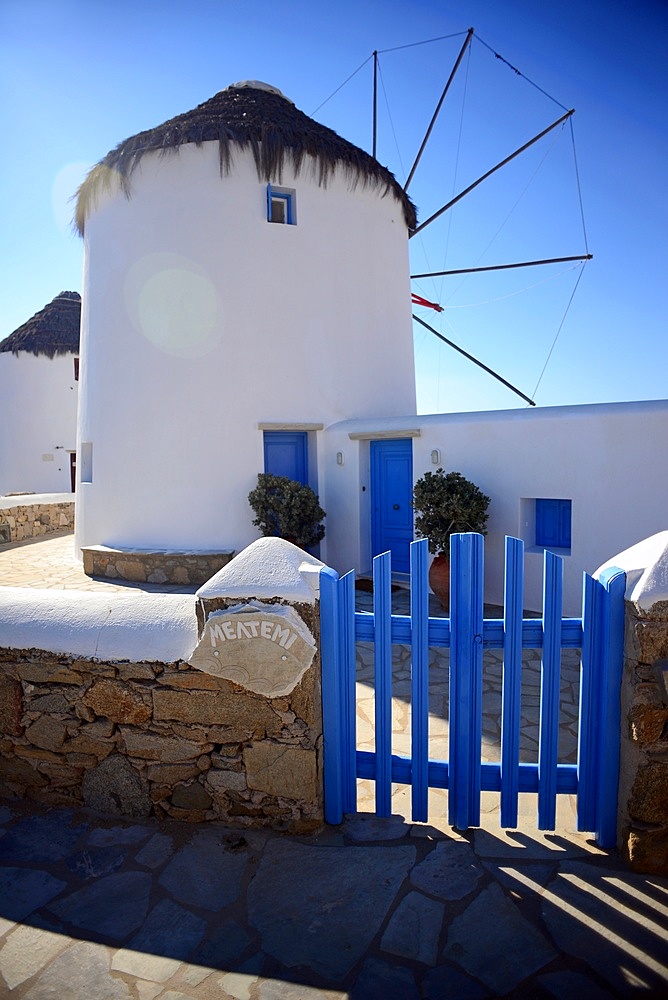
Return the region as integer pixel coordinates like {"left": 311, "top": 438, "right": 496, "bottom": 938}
{"left": 595, "top": 531, "right": 668, "bottom": 610}
{"left": 0, "top": 589, "right": 198, "bottom": 661}
{"left": 197, "top": 537, "right": 324, "bottom": 604}
{"left": 257, "top": 422, "right": 324, "bottom": 431}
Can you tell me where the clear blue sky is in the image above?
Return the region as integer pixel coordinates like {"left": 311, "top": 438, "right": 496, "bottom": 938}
{"left": 1, "top": 0, "right": 666, "bottom": 413}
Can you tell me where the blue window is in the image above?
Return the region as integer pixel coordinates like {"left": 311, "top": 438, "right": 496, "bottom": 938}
{"left": 267, "top": 184, "right": 296, "bottom": 225}
{"left": 263, "top": 431, "right": 308, "bottom": 485}
{"left": 535, "top": 498, "right": 572, "bottom": 549}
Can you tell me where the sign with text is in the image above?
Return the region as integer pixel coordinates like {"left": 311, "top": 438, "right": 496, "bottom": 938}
{"left": 189, "top": 602, "right": 316, "bottom": 697}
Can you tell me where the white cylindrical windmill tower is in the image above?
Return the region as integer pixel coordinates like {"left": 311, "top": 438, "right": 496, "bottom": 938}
{"left": 74, "top": 81, "right": 417, "bottom": 558}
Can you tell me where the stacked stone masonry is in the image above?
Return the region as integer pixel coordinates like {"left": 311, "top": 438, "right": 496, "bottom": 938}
{"left": 619, "top": 599, "right": 668, "bottom": 873}
{"left": 0, "top": 502, "right": 74, "bottom": 543}
{"left": 81, "top": 546, "right": 234, "bottom": 586}
{"left": 0, "top": 631, "right": 323, "bottom": 834}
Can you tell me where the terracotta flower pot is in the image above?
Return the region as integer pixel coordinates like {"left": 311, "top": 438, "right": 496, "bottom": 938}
{"left": 428, "top": 553, "right": 450, "bottom": 611}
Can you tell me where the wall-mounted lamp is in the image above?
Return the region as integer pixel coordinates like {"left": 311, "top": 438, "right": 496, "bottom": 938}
{"left": 430, "top": 449, "right": 441, "bottom": 465}
{"left": 336, "top": 452, "right": 345, "bottom": 466}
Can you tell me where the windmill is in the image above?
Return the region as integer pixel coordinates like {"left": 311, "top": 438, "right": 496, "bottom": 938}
{"left": 316, "top": 28, "right": 591, "bottom": 409}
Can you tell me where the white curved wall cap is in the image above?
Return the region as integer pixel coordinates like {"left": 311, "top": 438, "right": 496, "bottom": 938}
{"left": 228, "top": 80, "right": 292, "bottom": 102}
{"left": 0, "top": 589, "right": 198, "bottom": 662}
{"left": 0, "top": 493, "right": 74, "bottom": 510}
{"left": 197, "top": 537, "right": 324, "bottom": 604}
{"left": 595, "top": 531, "right": 668, "bottom": 610}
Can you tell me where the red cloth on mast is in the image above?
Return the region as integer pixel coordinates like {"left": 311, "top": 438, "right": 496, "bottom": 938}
{"left": 411, "top": 293, "right": 443, "bottom": 312}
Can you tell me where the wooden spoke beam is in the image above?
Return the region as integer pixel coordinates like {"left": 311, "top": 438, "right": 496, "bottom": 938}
{"left": 412, "top": 313, "right": 536, "bottom": 406}
{"left": 411, "top": 253, "right": 592, "bottom": 279}
{"left": 409, "top": 108, "right": 574, "bottom": 239}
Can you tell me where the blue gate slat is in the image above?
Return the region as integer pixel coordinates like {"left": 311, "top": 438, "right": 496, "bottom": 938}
{"left": 538, "top": 550, "right": 563, "bottom": 830}
{"left": 410, "top": 539, "right": 430, "bottom": 822}
{"left": 500, "top": 536, "right": 524, "bottom": 828}
{"left": 373, "top": 551, "right": 393, "bottom": 816}
{"left": 356, "top": 617, "right": 584, "bottom": 648}
{"left": 448, "top": 533, "right": 484, "bottom": 829}
{"left": 320, "top": 566, "right": 344, "bottom": 825}
{"left": 356, "top": 751, "right": 578, "bottom": 794}
{"left": 494, "top": 762, "right": 578, "bottom": 795}
{"left": 340, "top": 569, "right": 358, "bottom": 815}
{"left": 354, "top": 615, "right": 583, "bottom": 649}
{"left": 480, "top": 616, "right": 582, "bottom": 649}
{"left": 594, "top": 566, "right": 626, "bottom": 848}
{"left": 578, "top": 571, "right": 602, "bottom": 833}
{"left": 485, "top": 619, "right": 583, "bottom": 648}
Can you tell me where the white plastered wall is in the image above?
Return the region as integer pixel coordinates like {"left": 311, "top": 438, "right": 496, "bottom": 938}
{"left": 323, "top": 399, "right": 668, "bottom": 615}
{"left": 0, "top": 352, "right": 78, "bottom": 495}
{"left": 76, "top": 143, "right": 415, "bottom": 558}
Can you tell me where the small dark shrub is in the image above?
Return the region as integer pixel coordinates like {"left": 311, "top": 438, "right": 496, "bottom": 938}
{"left": 248, "top": 473, "right": 326, "bottom": 549}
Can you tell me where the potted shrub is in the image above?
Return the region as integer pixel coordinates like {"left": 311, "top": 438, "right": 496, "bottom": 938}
{"left": 248, "top": 473, "right": 326, "bottom": 549}
{"left": 412, "top": 469, "right": 490, "bottom": 607}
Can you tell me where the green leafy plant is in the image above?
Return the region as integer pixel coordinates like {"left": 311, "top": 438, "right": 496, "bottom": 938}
{"left": 248, "top": 473, "right": 326, "bottom": 549}
{"left": 412, "top": 469, "right": 490, "bottom": 555}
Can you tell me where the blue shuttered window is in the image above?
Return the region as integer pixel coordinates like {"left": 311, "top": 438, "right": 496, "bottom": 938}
{"left": 263, "top": 431, "right": 308, "bottom": 485}
{"left": 535, "top": 498, "right": 572, "bottom": 549}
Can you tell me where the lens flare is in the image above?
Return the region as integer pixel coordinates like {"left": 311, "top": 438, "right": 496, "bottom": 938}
{"left": 125, "top": 253, "right": 221, "bottom": 358}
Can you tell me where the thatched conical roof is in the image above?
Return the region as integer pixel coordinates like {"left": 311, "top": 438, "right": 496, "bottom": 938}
{"left": 74, "top": 81, "right": 416, "bottom": 235}
{"left": 0, "top": 291, "right": 81, "bottom": 358}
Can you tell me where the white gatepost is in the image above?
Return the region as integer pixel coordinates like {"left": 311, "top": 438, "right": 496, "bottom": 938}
{"left": 194, "top": 537, "right": 326, "bottom": 832}
{"left": 597, "top": 532, "right": 668, "bottom": 873}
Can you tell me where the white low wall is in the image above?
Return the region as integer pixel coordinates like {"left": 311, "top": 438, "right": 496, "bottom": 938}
{"left": 321, "top": 399, "right": 668, "bottom": 615}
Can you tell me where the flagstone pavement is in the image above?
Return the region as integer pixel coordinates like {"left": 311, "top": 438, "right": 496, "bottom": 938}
{"left": 1, "top": 533, "right": 667, "bottom": 998}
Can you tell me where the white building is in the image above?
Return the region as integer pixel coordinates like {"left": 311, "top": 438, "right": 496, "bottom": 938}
{"left": 74, "top": 81, "right": 416, "bottom": 557}
{"left": 0, "top": 292, "right": 80, "bottom": 496}
{"left": 322, "top": 399, "right": 668, "bottom": 614}
{"left": 72, "top": 81, "right": 667, "bottom": 615}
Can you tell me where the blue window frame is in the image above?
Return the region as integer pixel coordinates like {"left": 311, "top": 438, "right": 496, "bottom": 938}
{"left": 535, "top": 498, "right": 572, "bottom": 549}
{"left": 267, "top": 184, "right": 295, "bottom": 225}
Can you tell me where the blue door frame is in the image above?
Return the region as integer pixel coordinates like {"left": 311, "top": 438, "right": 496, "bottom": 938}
{"left": 370, "top": 438, "right": 413, "bottom": 573}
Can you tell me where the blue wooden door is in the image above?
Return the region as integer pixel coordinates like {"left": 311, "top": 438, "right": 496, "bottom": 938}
{"left": 370, "top": 439, "right": 413, "bottom": 573}
{"left": 263, "top": 431, "right": 308, "bottom": 485}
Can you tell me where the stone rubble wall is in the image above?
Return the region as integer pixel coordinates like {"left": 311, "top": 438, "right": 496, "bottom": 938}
{"left": 618, "top": 600, "right": 668, "bottom": 873}
{"left": 81, "top": 546, "right": 235, "bottom": 587}
{"left": 0, "top": 634, "right": 323, "bottom": 833}
{"left": 0, "top": 501, "right": 74, "bottom": 543}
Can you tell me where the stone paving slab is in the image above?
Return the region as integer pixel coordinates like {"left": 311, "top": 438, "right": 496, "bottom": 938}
{"left": 248, "top": 840, "right": 416, "bottom": 980}
{"left": 1, "top": 797, "right": 667, "bottom": 999}
{"left": 442, "top": 881, "right": 557, "bottom": 994}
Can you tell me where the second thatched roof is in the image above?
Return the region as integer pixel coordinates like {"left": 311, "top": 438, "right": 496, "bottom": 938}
{"left": 0, "top": 292, "right": 81, "bottom": 358}
{"left": 74, "top": 81, "right": 417, "bottom": 235}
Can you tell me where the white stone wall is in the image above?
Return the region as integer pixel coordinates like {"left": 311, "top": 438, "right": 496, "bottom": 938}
{"left": 0, "top": 353, "right": 78, "bottom": 495}
{"left": 76, "top": 143, "right": 415, "bottom": 556}
{"left": 322, "top": 399, "right": 668, "bottom": 615}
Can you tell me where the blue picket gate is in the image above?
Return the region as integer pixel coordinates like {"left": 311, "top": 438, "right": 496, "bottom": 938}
{"left": 320, "top": 533, "right": 626, "bottom": 848}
